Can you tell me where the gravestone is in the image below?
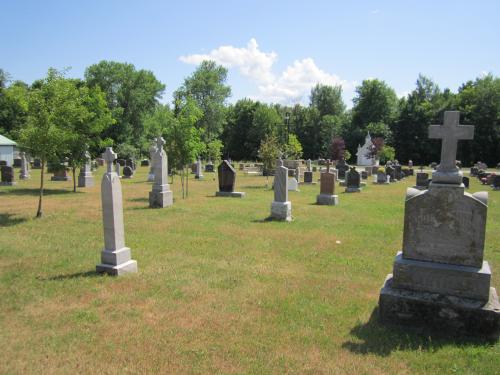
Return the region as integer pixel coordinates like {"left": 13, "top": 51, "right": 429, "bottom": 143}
{"left": 33, "top": 159, "right": 41, "bottom": 169}
{"left": 216, "top": 160, "right": 245, "bottom": 198}
{"left": 336, "top": 159, "right": 349, "bottom": 180}
{"left": 385, "top": 165, "right": 395, "bottom": 182}
{"left": 0, "top": 166, "right": 16, "bottom": 185}
{"left": 375, "top": 171, "right": 389, "bottom": 184}
{"left": 394, "top": 164, "right": 403, "bottom": 180}
{"left": 414, "top": 172, "right": 430, "bottom": 190}
{"left": 149, "top": 137, "right": 173, "bottom": 208}
{"left": 195, "top": 159, "right": 204, "bottom": 179}
{"left": 13, "top": 158, "right": 22, "bottom": 168}
{"left": 96, "top": 158, "right": 105, "bottom": 167}
{"left": 122, "top": 166, "right": 134, "bottom": 178}
{"left": 379, "top": 111, "right": 499, "bottom": 338}
{"left": 51, "top": 166, "right": 71, "bottom": 181}
{"left": 372, "top": 166, "right": 379, "bottom": 175}
{"left": 270, "top": 161, "right": 292, "bottom": 221}
{"left": 462, "top": 176, "right": 470, "bottom": 189}
{"left": 492, "top": 175, "right": 500, "bottom": 191}
{"left": 96, "top": 147, "right": 137, "bottom": 276}
{"left": 126, "top": 159, "right": 136, "bottom": 171}
{"left": 115, "top": 162, "right": 121, "bottom": 177}
{"left": 345, "top": 167, "right": 361, "bottom": 193}
{"left": 303, "top": 171, "right": 314, "bottom": 184}
{"left": 361, "top": 171, "right": 368, "bottom": 180}
{"left": 78, "top": 151, "right": 94, "bottom": 188}
{"left": 365, "top": 166, "right": 373, "bottom": 177}
{"left": 148, "top": 143, "right": 156, "bottom": 182}
{"left": 470, "top": 167, "right": 479, "bottom": 177}
{"left": 316, "top": 166, "right": 338, "bottom": 205}
{"left": 141, "top": 159, "right": 149, "bottom": 167}
{"left": 307, "top": 159, "right": 312, "bottom": 172}
{"left": 117, "top": 159, "right": 126, "bottom": 167}
{"left": 205, "top": 163, "right": 214, "bottom": 173}
{"left": 19, "top": 152, "right": 30, "bottom": 180}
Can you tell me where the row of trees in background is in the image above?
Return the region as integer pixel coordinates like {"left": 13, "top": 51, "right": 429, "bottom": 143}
{"left": 1, "top": 62, "right": 499, "bottom": 171}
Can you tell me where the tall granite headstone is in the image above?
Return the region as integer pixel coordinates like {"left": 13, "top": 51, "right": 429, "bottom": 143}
{"left": 378, "top": 111, "right": 499, "bottom": 338}
{"left": 195, "top": 159, "right": 204, "bottom": 180}
{"left": 337, "top": 159, "right": 349, "bottom": 180}
{"left": 96, "top": 147, "right": 138, "bottom": 276}
{"left": 270, "top": 160, "right": 292, "bottom": 221}
{"left": 78, "top": 150, "right": 94, "bottom": 187}
{"left": 149, "top": 137, "right": 173, "bottom": 208}
{"left": 19, "top": 152, "right": 30, "bottom": 180}
{"left": 216, "top": 160, "right": 245, "bottom": 198}
{"left": 0, "top": 166, "right": 16, "bottom": 185}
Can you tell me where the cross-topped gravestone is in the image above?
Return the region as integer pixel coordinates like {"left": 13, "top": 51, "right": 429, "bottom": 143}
{"left": 149, "top": 136, "right": 173, "bottom": 208}
{"left": 429, "top": 111, "right": 474, "bottom": 184}
{"left": 270, "top": 164, "right": 291, "bottom": 221}
{"left": 78, "top": 149, "right": 94, "bottom": 187}
{"left": 325, "top": 159, "right": 332, "bottom": 173}
{"left": 97, "top": 147, "right": 137, "bottom": 275}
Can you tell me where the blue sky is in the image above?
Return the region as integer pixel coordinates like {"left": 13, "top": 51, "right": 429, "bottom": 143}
{"left": 2, "top": 1, "right": 499, "bottom": 107}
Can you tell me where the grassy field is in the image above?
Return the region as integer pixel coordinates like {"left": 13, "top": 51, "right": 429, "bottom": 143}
{"left": 0, "top": 165, "right": 499, "bottom": 374}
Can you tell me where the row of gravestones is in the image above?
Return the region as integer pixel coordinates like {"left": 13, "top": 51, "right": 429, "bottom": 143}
{"left": 94, "top": 113, "right": 499, "bottom": 339}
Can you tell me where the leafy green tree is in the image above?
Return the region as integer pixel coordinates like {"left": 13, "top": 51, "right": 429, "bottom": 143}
{"left": 258, "top": 134, "right": 280, "bottom": 182}
{"left": 379, "top": 145, "right": 395, "bottom": 164}
{"left": 283, "top": 133, "right": 303, "bottom": 159}
{"left": 348, "top": 79, "right": 398, "bottom": 154}
{"left": 310, "top": 83, "right": 345, "bottom": 117}
{"left": 19, "top": 69, "right": 77, "bottom": 217}
{"left": 206, "top": 139, "right": 223, "bottom": 165}
{"left": 245, "top": 103, "right": 281, "bottom": 159}
{"left": 0, "top": 76, "right": 29, "bottom": 138}
{"left": 65, "top": 84, "right": 114, "bottom": 192}
{"left": 175, "top": 60, "right": 231, "bottom": 144}
{"left": 392, "top": 75, "right": 454, "bottom": 163}
{"left": 84, "top": 61, "right": 165, "bottom": 147}
{"left": 164, "top": 98, "right": 204, "bottom": 198}
{"left": 455, "top": 74, "right": 500, "bottom": 166}
{"left": 222, "top": 99, "right": 258, "bottom": 160}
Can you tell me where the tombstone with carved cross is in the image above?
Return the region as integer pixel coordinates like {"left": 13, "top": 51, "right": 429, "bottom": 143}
{"left": 96, "top": 147, "right": 138, "bottom": 276}
{"left": 378, "top": 111, "right": 499, "bottom": 337}
{"left": 149, "top": 137, "right": 173, "bottom": 208}
{"left": 317, "top": 159, "right": 338, "bottom": 205}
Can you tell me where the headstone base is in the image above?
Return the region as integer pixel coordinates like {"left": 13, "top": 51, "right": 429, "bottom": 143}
{"left": 270, "top": 201, "right": 292, "bottom": 221}
{"left": 215, "top": 191, "right": 245, "bottom": 198}
{"left": 96, "top": 260, "right": 138, "bottom": 276}
{"left": 51, "top": 176, "right": 71, "bottom": 181}
{"left": 96, "top": 247, "right": 137, "bottom": 276}
{"left": 345, "top": 187, "right": 361, "bottom": 193}
{"left": 316, "top": 194, "right": 339, "bottom": 205}
{"left": 78, "top": 175, "right": 94, "bottom": 188}
{"left": 392, "top": 252, "right": 491, "bottom": 302}
{"left": 195, "top": 175, "right": 204, "bottom": 180}
{"left": 149, "top": 190, "right": 173, "bottom": 208}
{"left": 379, "top": 275, "right": 500, "bottom": 339}
{"left": 19, "top": 175, "right": 30, "bottom": 180}
{"left": 374, "top": 181, "right": 390, "bottom": 185}
{"left": 413, "top": 185, "right": 428, "bottom": 190}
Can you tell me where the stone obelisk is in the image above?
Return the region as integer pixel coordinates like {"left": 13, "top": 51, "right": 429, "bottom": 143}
{"left": 149, "top": 136, "right": 173, "bottom": 208}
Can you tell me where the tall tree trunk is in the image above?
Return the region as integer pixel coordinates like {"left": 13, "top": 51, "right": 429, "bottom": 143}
{"left": 180, "top": 168, "right": 185, "bottom": 199}
{"left": 36, "top": 159, "right": 45, "bottom": 218}
{"left": 72, "top": 166, "right": 77, "bottom": 193}
{"left": 186, "top": 166, "right": 189, "bottom": 198}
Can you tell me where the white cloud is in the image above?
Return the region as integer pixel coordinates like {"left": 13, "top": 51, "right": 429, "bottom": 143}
{"left": 371, "top": 9, "right": 381, "bottom": 14}
{"left": 179, "top": 38, "right": 277, "bottom": 84}
{"left": 179, "top": 38, "right": 355, "bottom": 105}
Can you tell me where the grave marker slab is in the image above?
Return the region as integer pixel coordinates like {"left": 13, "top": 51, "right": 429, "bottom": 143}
{"left": 216, "top": 160, "right": 245, "bottom": 198}
{"left": 149, "top": 137, "right": 173, "bottom": 208}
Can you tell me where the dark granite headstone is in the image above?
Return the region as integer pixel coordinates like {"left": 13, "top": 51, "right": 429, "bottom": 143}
{"left": 492, "top": 175, "right": 500, "bottom": 190}
{"left": 415, "top": 172, "right": 430, "bottom": 189}
{"left": 13, "top": 158, "right": 22, "bottom": 168}
{"left": 205, "top": 163, "right": 214, "bottom": 173}
{"left": 361, "top": 171, "right": 368, "bottom": 179}
{"left": 122, "top": 166, "right": 134, "bottom": 178}
{"left": 0, "top": 166, "right": 16, "bottom": 185}
{"left": 33, "top": 159, "right": 42, "bottom": 169}
{"left": 117, "top": 159, "right": 126, "bottom": 167}
{"left": 141, "top": 159, "right": 150, "bottom": 167}
{"left": 336, "top": 159, "right": 349, "bottom": 180}
{"left": 303, "top": 171, "right": 313, "bottom": 183}
{"left": 218, "top": 160, "right": 236, "bottom": 192}
{"left": 462, "top": 176, "right": 469, "bottom": 189}
{"left": 345, "top": 167, "right": 361, "bottom": 192}
{"left": 385, "top": 165, "right": 395, "bottom": 182}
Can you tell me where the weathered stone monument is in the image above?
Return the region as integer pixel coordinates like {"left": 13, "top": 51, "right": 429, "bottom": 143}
{"left": 345, "top": 167, "right": 361, "bottom": 193}
{"left": 316, "top": 160, "right": 338, "bottom": 205}
{"left": 195, "top": 158, "right": 204, "bottom": 180}
{"left": 115, "top": 162, "right": 121, "bottom": 178}
{"left": 0, "top": 166, "right": 16, "bottom": 185}
{"left": 19, "top": 152, "right": 30, "bottom": 180}
{"left": 337, "top": 159, "right": 349, "bottom": 180}
{"left": 414, "top": 172, "right": 430, "bottom": 190}
{"left": 122, "top": 166, "right": 134, "bottom": 178}
{"left": 375, "top": 171, "right": 389, "bottom": 184}
{"left": 216, "top": 160, "right": 245, "bottom": 198}
{"left": 96, "top": 147, "right": 138, "bottom": 276}
{"left": 288, "top": 169, "right": 299, "bottom": 191}
{"left": 149, "top": 137, "right": 173, "bottom": 208}
{"left": 378, "top": 111, "right": 499, "bottom": 338}
{"left": 270, "top": 160, "right": 292, "bottom": 221}
{"left": 385, "top": 165, "right": 395, "bottom": 182}
{"left": 78, "top": 150, "right": 94, "bottom": 188}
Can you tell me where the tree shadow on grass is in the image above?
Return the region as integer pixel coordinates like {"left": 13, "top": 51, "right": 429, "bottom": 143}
{"left": 341, "top": 307, "right": 495, "bottom": 357}
{"left": 0, "top": 188, "right": 79, "bottom": 196}
{"left": 0, "top": 213, "right": 27, "bottom": 227}
{"left": 128, "top": 197, "right": 149, "bottom": 203}
{"left": 251, "top": 217, "right": 294, "bottom": 223}
{"left": 240, "top": 185, "right": 269, "bottom": 190}
{"left": 40, "top": 270, "right": 101, "bottom": 281}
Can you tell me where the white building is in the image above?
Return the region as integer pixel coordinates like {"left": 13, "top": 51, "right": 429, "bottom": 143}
{"left": 356, "top": 132, "right": 378, "bottom": 166}
{"left": 0, "top": 135, "right": 17, "bottom": 166}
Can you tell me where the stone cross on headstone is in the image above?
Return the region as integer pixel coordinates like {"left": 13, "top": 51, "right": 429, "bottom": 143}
{"left": 97, "top": 147, "right": 137, "bottom": 275}
{"left": 103, "top": 147, "right": 116, "bottom": 174}
{"left": 149, "top": 136, "right": 173, "bottom": 208}
{"left": 429, "top": 111, "right": 474, "bottom": 184}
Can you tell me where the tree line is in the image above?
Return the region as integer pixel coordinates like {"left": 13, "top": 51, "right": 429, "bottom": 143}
{"left": 1, "top": 61, "right": 499, "bottom": 171}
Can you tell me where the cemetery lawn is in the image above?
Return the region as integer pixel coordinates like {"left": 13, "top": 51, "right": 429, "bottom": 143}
{"left": 1, "top": 167, "right": 499, "bottom": 375}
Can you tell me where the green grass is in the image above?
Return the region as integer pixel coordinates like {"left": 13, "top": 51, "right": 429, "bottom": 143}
{"left": 0, "top": 166, "right": 499, "bottom": 374}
